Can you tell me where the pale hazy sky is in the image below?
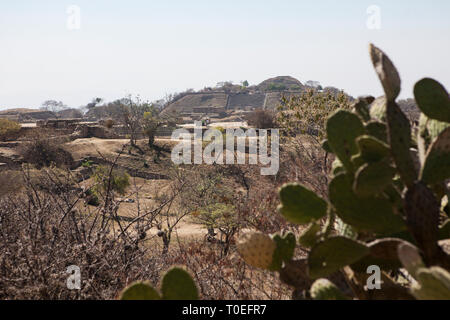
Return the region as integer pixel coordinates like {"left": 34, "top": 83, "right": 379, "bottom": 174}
{"left": 0, "top": 0, "right": 449, "bottom": 110}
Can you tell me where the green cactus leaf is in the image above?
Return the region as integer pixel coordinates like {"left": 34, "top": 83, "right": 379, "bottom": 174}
{"left": 270, "top": 232, "right": 296, "bottom": 271}
{"left": 120, "top": 282, "right": 161, "bottom": 300}
{"left": 414, "top": 78, "right": 450, "bottom": 123}
{"left": 278, "top": 183, "right": 328, "bottom": 225}
{"left": 365, "top": 121, "right": 388, "bottom": 143}
{"left": 329, "top": 173, "right": 406, "bottom": 234}
{"left": 355, "top": 135, "right": 390, "bottom": 163}
{"left": 353, "top": 162, "right": 396, "bottom": 197}
{"left": 308, "top": 236, "right": 369, "bottom": 279}
{"left": 370, "top": 238, "right": 407, "bottom": 262}
{"left": 352, "top": 238, "right": 406, "bottom": 271}
{"left": 412, "top": 267, "right": 450, "bottom": 300}
{"left": 418, "top": 114, "right": 450, "bottom": 164}
{"left": 386, "top": 100, "right": 417, "bottom": 187}
{"left": 299, "top": 223, "right": 322, "bottom": 248}
{"left": 310, "top": 279, "right": 350, "bottom": 300}
{"left": 421, "top": 127, "right": 450, "bottom": 185}
{"left": 161, "top": 267, "right": 199, "bottom": 300}
{"left": 279, "top": 259, "right": 313, "bottom": 292}
{"left": 369, "top": 44, "right": 401, "bottom": 102}
{"left": 404, "top": 182, "right": 440, "bottom": 263}
{"left": 439, "top": 220, "right": 450, "bottom": 240}
{"left": 326, "top": 110, "right": 366, "bottom": 173}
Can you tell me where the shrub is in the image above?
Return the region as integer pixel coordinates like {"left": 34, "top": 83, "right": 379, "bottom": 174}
{"left": 92, "top": 165, "right": 130, "bottom": 196}
{"left": 0, "top": 167, "right": 163, "bottom": 300}
{"left": 268, "top": 83, "right": 287, "bottom": 91}
{"left": 104, "top": 119, "right": 115, "bottom": 129}
{"left": 246, "top": 110, "right": 277, "bottom": 129}
{"left": 0, "top": 119, "right": 21, "bottom": 141}
{"left": 0, "top": 171, "right": 22, "bottom": 196}
{"left": 19, "top": 138, "right": 74, "bottom": 169}
{"left": 277, "top": 88, "right": 352, "bottom": 140}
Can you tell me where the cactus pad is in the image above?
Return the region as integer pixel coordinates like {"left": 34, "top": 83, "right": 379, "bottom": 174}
{"left": 353, "top": 162, "right": 396, "bottom": 197}
{"left": 369, "top": 44, "right": 401, "bottom": 102}
{"left": 329, "top": 173, "right": 406, "bottom": 234}
{"left": 120, "top": 282, "right": 161, "bottom": 300}
{"left": 308, "top": 237, "right": 370, "bottom": 279}
{"left": 386, "top": 100, "right": 418, "bottom": 187}
{"left": 414, "top": 78, "right": 450, "bottom": 123}
{"left": 270, "top": 232, "right": 296, "bottom": 271}
{"left": 161, "top": 267, "right": 199, "bottom": 300}
{"left": 237, "top": 232, "right": 276, "bottom": 269}
{"left": 355, "top": 135, "right": 390, "bottom": 163}
{"left": 310, "top": 279, "right": 350, "bottom": 300}
{"left": 299, "top": 223, "right": 322, "bottom": 248}
{"left": 420, "top": 127, "right": 450, "bottom": 185}
{"left": 404, "top": 181, "right": 440, "bottom": 263}
{"left": 326, "top": 110, "right": 366, "bottom": 173}
{"left": 278, "top": 183, "right": 328, "bottom": 225}
{"left": 365, "top": 121, "right": 388, "bottom": 143}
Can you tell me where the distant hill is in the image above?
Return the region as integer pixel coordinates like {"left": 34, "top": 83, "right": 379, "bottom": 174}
{"left": 257, "top": 76, "right": 304, "bottom": 91}
{"left": 0, "top": 108, "right": 55, "bottom": 122}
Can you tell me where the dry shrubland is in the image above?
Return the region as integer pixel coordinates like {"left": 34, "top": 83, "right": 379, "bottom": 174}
{"left": 0, "top": 90, "right": 339, "bottom": 299}
{"left": 0, "top": 162, "right": 299, "bottom": 299}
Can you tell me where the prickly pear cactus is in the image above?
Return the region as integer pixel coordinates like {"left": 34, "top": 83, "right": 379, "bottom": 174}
{"left": 237, "top": 44, "right": 450, "bottom": 300}
{"left": 237, "top": 231, "right": 296, "bottom": 271}
{"left": 237, "top": 232, "right": 277, "bottom": 269}
{"left": 120, "top": 282, "right": 161, "bottom": 300}
{"left": 120, "top": 267, "right": 198, "bottom": 300}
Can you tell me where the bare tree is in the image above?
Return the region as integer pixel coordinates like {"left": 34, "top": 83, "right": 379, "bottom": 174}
{"left": 40, "top": 100, "right": 67, "bottom": 117}
{"left": 119, "top": 95, "right": 151, "bottom": 147}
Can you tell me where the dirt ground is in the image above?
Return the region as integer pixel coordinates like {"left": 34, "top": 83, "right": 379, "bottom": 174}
{"left": 65, "top": 138, "right": 131, "bottom": 160}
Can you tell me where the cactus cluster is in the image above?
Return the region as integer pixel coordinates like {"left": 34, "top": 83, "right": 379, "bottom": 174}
{"left": 237, "top": 44, "right": 450, "bottom": 300}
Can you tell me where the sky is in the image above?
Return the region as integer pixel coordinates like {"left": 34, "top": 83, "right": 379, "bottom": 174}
{"left": 0, "top": 0, "right": 449, "bottom": 110}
